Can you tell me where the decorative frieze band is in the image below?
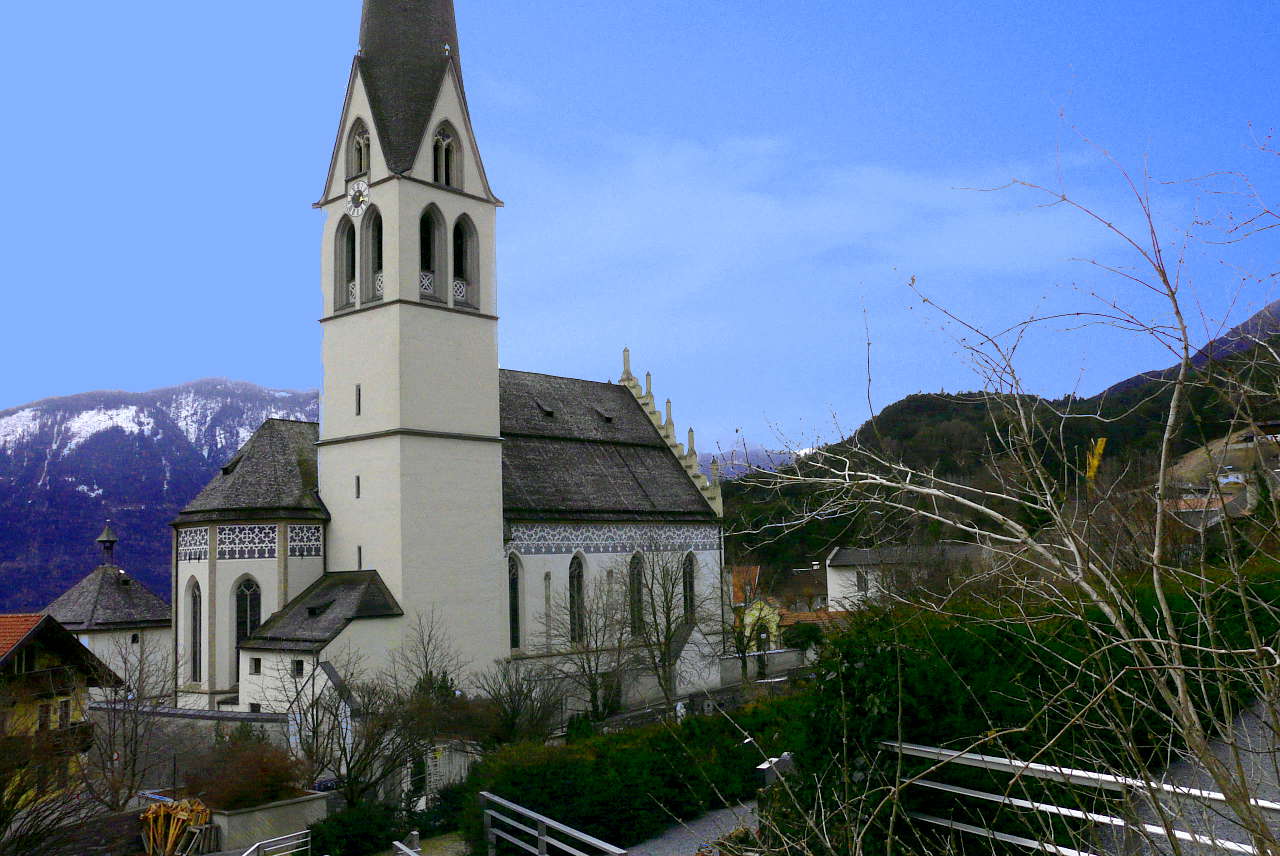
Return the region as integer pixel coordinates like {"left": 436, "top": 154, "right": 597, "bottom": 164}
{"left": 288, "top": 525, "right": 324, "bottom": 559}
{"left": 177, "top": 528, "right": 209, "bottom": 563}
{"left": 505, "top": 522, "right": 720, "bottom": 556}
{"left": 217, "top": 525, "right": 278, "bottom": 561}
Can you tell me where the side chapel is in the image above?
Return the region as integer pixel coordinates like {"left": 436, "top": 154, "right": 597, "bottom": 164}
{"left": 170, "top": 0, "right": 724, "bottom": 714}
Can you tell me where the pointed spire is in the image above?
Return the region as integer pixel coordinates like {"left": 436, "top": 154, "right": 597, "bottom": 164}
{"left": 96, "top": 522, "right": 118, "bottom": 565}
{"left": 621, "top": 347, "right": 633, "bottom": 382}
{"left": 645, "top": 372, "right": 653, "bottom": 399}
{"left": 687, "top": 427, "right": 697, "bottom": 457}
{"left": 665, "top": 399, "right": 673, "bottom": 427}
{"left": 357, "top": 0, "right": 463, "bottom": 174}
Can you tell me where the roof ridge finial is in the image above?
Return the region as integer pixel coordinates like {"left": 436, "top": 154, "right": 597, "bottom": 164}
{"left": 665, "top": 398, "right": 673, "bottom": 427}
{"left": 621, "top": 347, "right": 633, "bottom": 381}
{"left": 687, "top": 427, "right": 697, "bottom": 457}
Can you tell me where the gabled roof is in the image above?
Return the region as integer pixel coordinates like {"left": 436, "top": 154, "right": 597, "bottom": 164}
{"left": 241, "top": 571, "right": 403, "bottom": 653}
{"left": 500, "top": 371, "right": 718, "bottom": 522}
{"left": 0, "top": 614, "right": 44, "bottom": 662}
{"left": 175, "top": 419, "right": 329, "bottom": 525}
{"left": 45, "top": 566, "right": 170, "bottom": 632}
{"left": 0, "top": 614, "right": 122, "bottom": 686}
{"left": 358, "top": 0, "right": 461, "bottom": 175}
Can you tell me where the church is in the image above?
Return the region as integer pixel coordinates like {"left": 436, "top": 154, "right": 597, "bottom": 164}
{"left": 169, "top": 0, "right": 724, "bottom": 714}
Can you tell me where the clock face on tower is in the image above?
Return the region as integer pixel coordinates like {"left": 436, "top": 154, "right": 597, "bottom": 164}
{"left": 346, "top": 180, "right": 370, "bottom": 217}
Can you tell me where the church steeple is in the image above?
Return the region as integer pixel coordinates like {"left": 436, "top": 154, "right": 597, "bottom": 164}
{"left": 357, "top": 0, "right": 464, "bottom": 175}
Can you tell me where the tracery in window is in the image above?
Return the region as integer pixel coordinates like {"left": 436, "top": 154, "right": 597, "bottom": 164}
{"left": 235, "top": 578, "right": 262, "bottom": 682}
{"left": 432, "top": 124, "right": 459, "bottom": 187}
{"left": 347, "top": 120, "right": 370, "bottom": 178}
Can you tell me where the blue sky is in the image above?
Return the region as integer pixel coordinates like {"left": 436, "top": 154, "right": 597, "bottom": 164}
{"left": 1, "top": 0, "right": 1277, "bottom": 452}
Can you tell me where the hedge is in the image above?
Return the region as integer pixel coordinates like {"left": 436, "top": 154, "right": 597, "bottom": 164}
{"left": 458, "top": 693, "right": 816, "bottom": 850}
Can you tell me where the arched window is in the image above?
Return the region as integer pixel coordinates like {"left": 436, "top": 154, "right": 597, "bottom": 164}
{"left": 419, "top": 207, "right": 443, "bottom": 301}
{"left": 568, "top": 556, "right": 585, "bottom": 645}
{"left": 682, "top": 553, "right": 697, "bottom": 621}
{"left": 365, "top": 208, "right": 384, "bottom": 301}
{"left": 543, "top": 572, "right": 552, "bottom": 651}
{"left": 452, "top": 217, "right": 477, "bottom": 307}
{"left": 432, "top": 125, "right": 459, "bottom": 187}
{"left": 628, "top": 553, "right": 644, "bottom": 637}
{"left": 190, "top": 581, "right": 202, "bottom": 683}
{"left": 336, "top": 216, "right": 357, "bottom": 309}
{"left": 235, "top": 578, "right": 261, "bottom": 682}
{"left": 347, "top": 120, "right": 370, "bottom": 178}
{"left": 508, "top": 554, "right": 522, "bottom": 650}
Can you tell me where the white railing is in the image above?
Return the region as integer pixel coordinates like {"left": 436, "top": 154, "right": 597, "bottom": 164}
{"left": 452, "top": 278, "right": 468, "bottom": 303}
{"left": 345, "top": 279, "right": 357, "bottom": 306}
{"left": 239, "top": 829, "right": 310, "bottom": 856}
{"left": 480, "top": 791, "right": 626, "bottom": 856}
{"left": 373, "top": 270, "right": 384, "bottom": 299}
{"left": 420, "top": 270, "right": 435, "bottom": 298}
{"left": 885, "top": 741, "right": 1274, "bottom": 855}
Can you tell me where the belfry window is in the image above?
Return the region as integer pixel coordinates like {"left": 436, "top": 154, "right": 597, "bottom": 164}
{"left": 347, "top": 121, "right": 370, "bottom": 178}
{"left": 432, "top": 125, "right": 459, "bottom": 187}
{"left": 452, "top": 217, "right": 477, "bottom": 307}
{"left": 366, "top": 208, "right": 384, "bottom": 301}
{"left": 336, "top": 216, "right": 357, "bottom": 309}
{"left": 568, "top": 556, "right": 585, "bottom": 645}
{"left": 508, "top": 554, "right": 521, "bottom": 650}
{"left": 419, "top": 207, "right": 442, "bottom": 301}
{"left": 190, "top": 581, "right": 202, "bottom": 683}
{"left": 235, "top": 578, "right": 261, "bottom": 681}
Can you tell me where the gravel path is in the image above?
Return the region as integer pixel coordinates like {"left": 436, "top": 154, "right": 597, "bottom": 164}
{"left": 628, "top": 803, "right": 758, "bottom": 856}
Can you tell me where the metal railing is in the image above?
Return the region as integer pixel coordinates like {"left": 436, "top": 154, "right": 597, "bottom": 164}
{"left": 239, "top": 830, "right": 310, "bottom": 856}
{"left": 480, "top": 791, "right": 627, "bottom": 856}
{"left": 885, "top": 741, "right": 1277, "bottom": 855}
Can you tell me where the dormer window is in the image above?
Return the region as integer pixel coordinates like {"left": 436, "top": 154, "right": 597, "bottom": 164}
{"left": 433, "top": 125, "right": 459, "bottom": 188}
{"left": 347, "top": 120, "right": 370, "bottom": 178}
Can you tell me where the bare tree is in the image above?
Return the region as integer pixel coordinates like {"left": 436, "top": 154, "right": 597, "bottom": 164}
{"left": 622, "top": 545, "right": 717, "bottom": 714}
{"left": 538, "top": 569, "right": 632, "bottom": 721}
{"left": 274, "top": 611, "right": 470, "bottom": 807}
{"left": 81, "top": 639, "right": 177, "bottom": 812}
{"left": 472, "top": 659, "right": 564, "bottom": 745}
{"left": 723, "top": 566, "right": 776, "bottom": 685}
{"left": 727, "top": 152, "right": 1280, "bottom": 854}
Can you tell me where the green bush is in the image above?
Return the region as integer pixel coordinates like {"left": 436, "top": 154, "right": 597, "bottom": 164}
{"left": 457, "top": 694, "right": 814, "bottom": 851}
{"left": 309, "top": 802, "right": 403, "bottom": 856}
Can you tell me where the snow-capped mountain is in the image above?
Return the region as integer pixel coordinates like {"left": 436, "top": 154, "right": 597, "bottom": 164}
{"left": 0, "top": 380, "right": 318, "bottom": 611}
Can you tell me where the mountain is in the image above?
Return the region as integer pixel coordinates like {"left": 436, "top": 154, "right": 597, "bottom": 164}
{"left": 0, "top": 380, "right": 318, "bottom": 611}
{"left": 1102, "top": 299, "right": 1280, "bottom": 397}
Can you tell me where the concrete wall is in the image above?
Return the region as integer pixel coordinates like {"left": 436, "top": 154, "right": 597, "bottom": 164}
{"left": 211, "top": 791, "right": 328, "bottom": 852}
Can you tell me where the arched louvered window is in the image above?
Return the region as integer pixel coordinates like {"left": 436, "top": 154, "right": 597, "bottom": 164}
{"left": 336, "top": 216, "right": 357, "bottom": 309}
{"left": 235, "top": 578, "right": 261, "bottom": 682}
{"left": 508, "top": 554, "right": 522, "bottom": 650}
{"left": 366, "top": 208, "right": 384, "bottom": 301}
{"left": 419, "top": 207, "right": 443, "bottom": 300}
{"left": 190, "top": 581, "right": 202, "bottom": 683}
{"left": 628, "top": 553, "right": 644, "bottom": 637}
{"left": 452, "top": 217, "right": 477, "bottom": 307}
{"left": 432, "top": 125, "right": 459, "bottom": 187}
{"left": 347, "top": 120, "right": 370, "bottom": 178}
{"left": 682, "top": 553, "right": 697, "bottom": 621}
{"left": 569, "top": 556, "right": 585, "bottom": 645}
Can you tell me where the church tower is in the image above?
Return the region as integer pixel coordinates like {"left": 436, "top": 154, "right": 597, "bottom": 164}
{"left": 314, "top": 0, "right": 507, "bottom": 668}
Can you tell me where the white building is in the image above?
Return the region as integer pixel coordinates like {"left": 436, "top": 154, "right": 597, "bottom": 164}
{"left": 169, "top": 0, "right": 724, "bottom": 716}
{"left": 45, "top": 524, "right": 173, "bottom": 697}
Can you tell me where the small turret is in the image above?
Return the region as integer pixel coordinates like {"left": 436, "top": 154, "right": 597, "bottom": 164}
{"left": 96, "top": 523, "right": 118, "bottom": 566}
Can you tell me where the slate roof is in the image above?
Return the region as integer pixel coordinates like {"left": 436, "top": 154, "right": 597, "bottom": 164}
{"left": 175, "top": 419, "right": 328, "bottom": 524}
{"left": 500, "top": 371, "right": 718, "bottom": 522}
{"left": 179, "top": 375, "right": 716, "bottom": 524}
{"left": 241, "top": 572, "right": 403, "bottom": 653}
{"left": 45, "top": 566, "right": 171, "bottom": 632}
{"left": 358, "top": 0, "right": 461, "bottom": 175}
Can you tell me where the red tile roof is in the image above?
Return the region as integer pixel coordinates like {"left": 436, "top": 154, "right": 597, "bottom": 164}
{"left": 0, "top": 614, "right": 45, "bottom": 661}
